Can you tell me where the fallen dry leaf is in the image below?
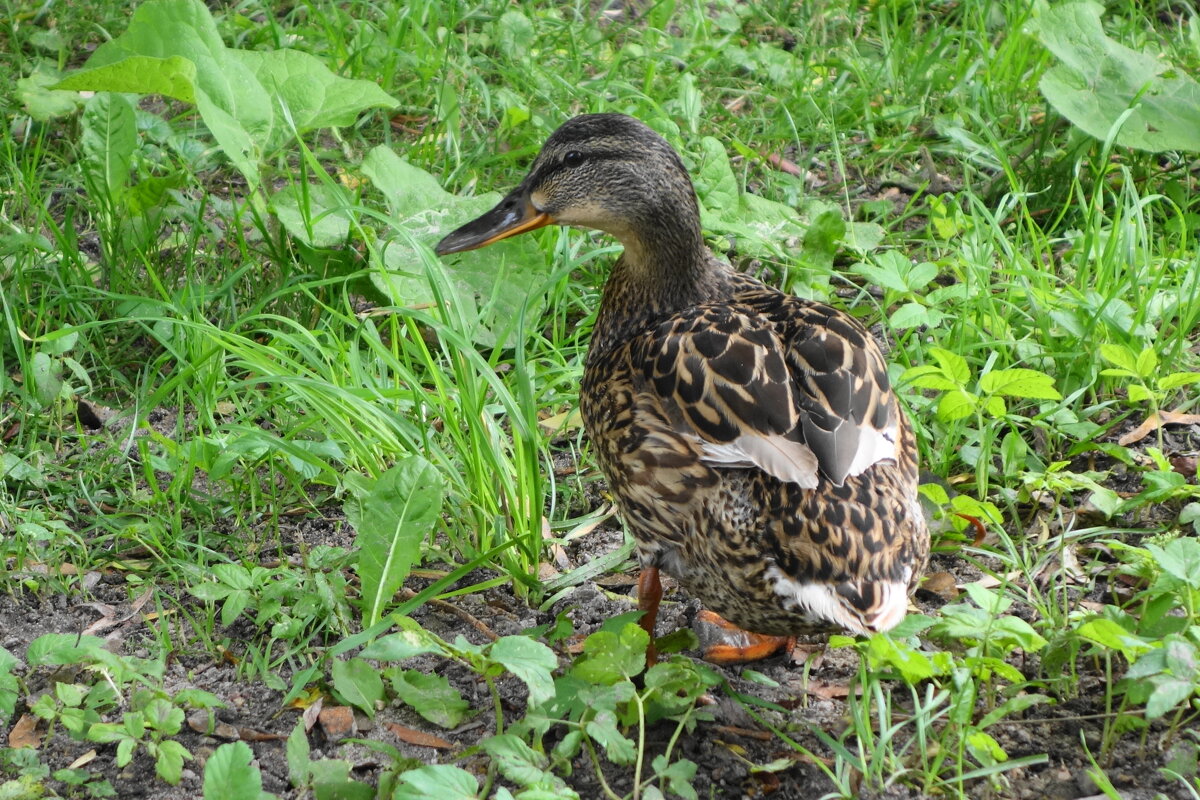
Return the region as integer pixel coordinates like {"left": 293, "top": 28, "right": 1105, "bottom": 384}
{"left": 922, "top": 571, "right": 959, "bottom": 600}
{"left": 713, "top": 725, "right": 772, "bottom": 741}
{"left": 761, "top": 151, "right": 804, "bottom": 178}
{"left": 787, "top": 642, "right": 826, "bottom": 670}
{"left": 1170, "top": 454, "right": 1198, "bottom": 477}
{"left": 1118, "top": 411, "right": 1200, "bottom": 446}
{"left": 187, "top": 711, "right": 240, "bottom": 740}
{"left": 8, "top": 714, "right": 41, "bottom": 749}
{"left": 542, "top": 518, "right": 571, "bottom": 571}
{"left": 803, "top": 680, "right": 851, "bottom": 700}
{"left": 238, "top": 726, "right": 287, "bottom": 742}
{"left": 67, "top": 750, "right": 97, "bottom": 769}
{"left": 302, "top": 696, "right": 324, "bottom": 732}
{"left": 384, "top": 722, "right": 453, "bottom": 749}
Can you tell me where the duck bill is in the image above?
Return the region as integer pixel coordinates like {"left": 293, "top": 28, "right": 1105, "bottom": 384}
{"left": 435, "top": 189, "right": 552, "bottom": 255}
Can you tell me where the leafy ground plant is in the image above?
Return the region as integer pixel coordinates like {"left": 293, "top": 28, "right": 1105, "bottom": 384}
{"left": 3, "top": 0, "right": 1200, "bottom": 798}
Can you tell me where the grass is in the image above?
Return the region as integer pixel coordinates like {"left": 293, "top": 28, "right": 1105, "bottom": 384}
{"left": 3, "top": 0, "right": 1200, "bottom": 798}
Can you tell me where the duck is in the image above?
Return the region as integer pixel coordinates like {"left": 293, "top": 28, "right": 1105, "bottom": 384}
{"left": 436, "top": 113, "right": 928, "bottom": 664}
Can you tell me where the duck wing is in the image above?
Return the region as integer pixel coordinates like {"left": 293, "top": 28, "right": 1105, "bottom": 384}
{"left": 636, "top": 299, "right": 899, "bottom": 488}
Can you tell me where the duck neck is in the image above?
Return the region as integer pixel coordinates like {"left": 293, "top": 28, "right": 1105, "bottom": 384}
{"left": 588, "top": 215, "right": 725, "bottom": 359}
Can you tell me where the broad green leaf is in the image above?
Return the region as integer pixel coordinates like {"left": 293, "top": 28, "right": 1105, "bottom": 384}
{"left": 584, "top": 710, "right": 638, "bottom": 764}
{"left": 1146, "top": 538, "right": 1200, "bottom": 589}
{"left": 1087, "top": 487, "right": 1122, "bottom": 519}
{"left": 991, "top": 616, "right": 1048, "bottom": 652}
{"left": 1159, "top": 371, "right": 1200, "bottom": 390}
{"left": 865, "top": 635, "right": 938, "bottom": 683}
{"left": 983, "top": 394, "right": 1006, "bottom": 418}
{"left": 60, "top": 0, "right": 395, "bottom": 189}
{"left": 353, "top": 456, "right": 443, "bottom": 627}
{"left": 310, "top": 759, "right": 374, "bottom": 800}
{"left": 928, "top": 347, "right": 971, "bottom": 385}
{"left": 0, "top": 647, "right": 18, "bottom": 723}
{"left": 393, "top": 765, "right": 478, "bottom": 800}
{"left": 331, "top": 658, "right": 384, "bottom": 718}
{"left": 494, "top": 11, "right": 536, "bottom": 62}
{"left": 389, "top": 669, "right": 471, "bottom": 729}
{"left": 978, "top": 693, "right": 1051, "bottom": 729}
{"left": 1077, "top": 618, "right": 1151, "bottom": 660}
{"left": 901, "top": 365, "right": 959, "bottom": 391}
{"left": 652, "top": 756, "right": 699, "bottom": 800}
{"left": 851, "top": 253, "right": 910, "bottom": 293}
{"left": 26, "top": 634, "right": 104, "bottom": 665}
{"left": 694, "top": 137, "right": 807, "bottom": 260}
{"left": 362, "top": 146, "right": 551, "bottom": 348}
{"left": 889, "top": 302, "right": 931, "bottom": 330}
{"left": 195, "top": 87, "right": 262, "bottom": 189}
{"left": 117, "top": 737, "right": 137, "bottom": 767}
{"left": 1099, "top": 343, "right": 1138, "bottom": 372}
{"left": 1134, "top": 348, "right": 1158, "bottom": 378}
{"left": 488, "top": 637, "right": 557, "bottom": 708}
{"left": 1145, "top": 677, "right": 1195, "bottom": 719}
{"left": 30, "top": 351, "right": 62, "bottom": 406}
{"left": 18, "top": 68, "right": 85, "bottom": 120}
{"left": 906, "top": 260, "right": 939, "bottom": 291}
{"left": 229, "top": 49, "right": 396, "bottom": 135}
{"left": 1127, "top": 384, "right": 1152, "bottom": 403}
{"left": 154, "top": 739, "right": 192, "bottom": 785}
{"left": 481, "top": 734, "right": 576, "bottom": 795}
{"left": 800, "top": 210, "right": 846, "bottom": 271}
{"left": 202, "top": 741, "right": 267, "bottom": 800}
{"left": 965, "top": 730, "right": 1007, "bottom": 763}
{"left": 144, "top": 698, "right": 184, "bottom": 735}
{"left": 55, "top": 55, "right": 197, "bottom": 102}
{"left": 211, "top": 564, "right": 254, "bottom": 590}
{"left": 81, "top": 93, "right": 137, "bottom": 204}
{"left": 961, "top": 582, "right": 1011, "bottom": 616}
{"left": 979, "top": 369, "right": 1061, "bottom": 400}
{"left": 270, "top": 184, "right": 352, "bottom": 248}
{"left": 359, "top": 629, "right": 442, "bottom": 661}
{"left": 1029, "top": 1, "right": 1200, "bottom": 151}
{"left": 286, "top": 720, "right": 311, "bottom": 789}
{"left": 936, "top": 388, "right": 975, "bottom": 422}
{"left": 570, "top": 624, "right": 649, "bottom": 685}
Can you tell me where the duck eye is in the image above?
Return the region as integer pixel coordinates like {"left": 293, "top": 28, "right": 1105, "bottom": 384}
{"left": 563, "top": 150, "right": 585, "bottom": 168}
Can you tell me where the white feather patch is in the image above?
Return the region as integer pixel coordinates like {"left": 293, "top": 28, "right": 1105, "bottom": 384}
{"left": 845, "top": 421, "right": 899, "bottom": 478}
{"left": 693, "top": 434, "right": 820, "bottom": 488}
{"left": 766, "top": 565, "right": 911, "bottom": 634}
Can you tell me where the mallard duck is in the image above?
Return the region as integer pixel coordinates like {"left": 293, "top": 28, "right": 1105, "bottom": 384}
{"left": 436, "top": 114, "right": 928, "bottom": 663}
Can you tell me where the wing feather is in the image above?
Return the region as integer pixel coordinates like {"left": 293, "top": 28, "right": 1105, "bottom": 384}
{"left": 637, "top": 296, "right": 899, "bottom": 488}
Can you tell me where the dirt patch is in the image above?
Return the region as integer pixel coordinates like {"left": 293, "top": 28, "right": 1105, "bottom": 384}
{"left": 2, "top": 501, "right": 1194, "bottom": 800}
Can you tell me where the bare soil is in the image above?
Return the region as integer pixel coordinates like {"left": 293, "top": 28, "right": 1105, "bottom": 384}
{"left": 2, "top": 482, "right": 1196, "bottom": 800}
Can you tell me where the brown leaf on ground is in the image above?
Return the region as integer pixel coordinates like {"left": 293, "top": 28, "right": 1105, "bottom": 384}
{"left": 1117, "top": 411, "right": 1200, "bottom": 446}
{"left": 713, "top": 725, "right": 772, "bottom": 741}
{"left": 186, "top": 711, "right": 240, "bottom": 740}
{"left": 786, "top": 642, "right": 826, "bottom": 669}
{"left": 922, "top": 571, "right": 959, "bottom": 600}
{"left": 543, "top": 517, "right": 571, "bottom": 571}
{"left": 67, "top": 750, "right": 97, "bottom": 769}
{"left": 384, "top": 722, "right": 453, "bottom": 749}
{"left": 803, "top": 680, "right": 851, "bottom": 700}
{"left": 302, "top": 697, "right": 324, "bottom": 732}
{"left": 8, "top": 714, "right": 41, "bottom": 748}
{"left": 761, "top": 151, "right": 804, "bottom": 178}
{"left": 239, "top": 726, "right": 287, "bottom": 742}
{"left": 1170, "top": 454, "right": 1197, "bottom": 477}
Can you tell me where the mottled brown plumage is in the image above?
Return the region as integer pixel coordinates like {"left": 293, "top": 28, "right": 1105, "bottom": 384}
{"left": 437, "top": 114, "right": 928, "bottom": 655}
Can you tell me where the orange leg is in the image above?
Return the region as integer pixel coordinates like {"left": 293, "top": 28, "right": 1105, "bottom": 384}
{"left": 637, "top": 566, "right": 663, "bottom": 666}
{"left": 695, "top": 609, "right": 795, "bottom": 665}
